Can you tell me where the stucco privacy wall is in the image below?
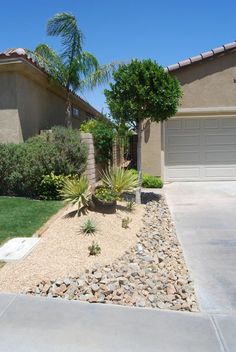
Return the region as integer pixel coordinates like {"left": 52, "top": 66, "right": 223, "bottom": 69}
{"left": 142, "top": 49, "right": 236, "bottom": 176}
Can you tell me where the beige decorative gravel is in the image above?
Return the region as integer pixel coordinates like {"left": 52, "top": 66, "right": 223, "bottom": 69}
{"left": 0, "top": 202, "right": 144, "bottom": 293}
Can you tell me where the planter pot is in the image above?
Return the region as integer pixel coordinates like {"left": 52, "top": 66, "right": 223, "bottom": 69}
{"left": 91, "top": 194, "right": 117, "bottom": 214}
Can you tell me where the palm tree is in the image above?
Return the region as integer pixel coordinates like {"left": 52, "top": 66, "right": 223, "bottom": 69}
{"left": 31, "top": 12, "right": 117, "bottom": 126}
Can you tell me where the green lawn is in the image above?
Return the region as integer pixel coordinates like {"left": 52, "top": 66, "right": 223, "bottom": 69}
{"left": 0, "top": 197, "right": 64, "bottom": 244}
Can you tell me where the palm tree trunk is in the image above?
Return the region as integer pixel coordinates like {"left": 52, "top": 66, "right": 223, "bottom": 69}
{"left": 136, "top": 121, "right": 142, "bottom": 204}
{"left": 66, "top": 92, "right": 72, "bottom": 127}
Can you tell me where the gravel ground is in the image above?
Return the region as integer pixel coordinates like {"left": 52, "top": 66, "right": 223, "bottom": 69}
{"left": 0, "top": 202, "right": 144, "bottom": 293}
{"left": 27, "top": 196, "right": 198, "bottom": 312}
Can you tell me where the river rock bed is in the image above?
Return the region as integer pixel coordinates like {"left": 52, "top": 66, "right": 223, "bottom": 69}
{"left": 26, "top": 196, "right": 198, "bottom": 312}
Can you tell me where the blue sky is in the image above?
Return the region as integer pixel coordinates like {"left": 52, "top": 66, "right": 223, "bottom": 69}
{"left": 1, "top": 0, "right": 236, "bottom": 113}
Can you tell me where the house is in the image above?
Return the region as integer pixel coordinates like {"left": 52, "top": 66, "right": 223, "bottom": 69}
{"left": 142, "top": 41, "right": 236, "bottom": 181}
{"left": 0, "top": 48, "right": 100, "bottom": 143}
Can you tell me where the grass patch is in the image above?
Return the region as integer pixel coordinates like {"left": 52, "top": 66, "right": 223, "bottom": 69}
{"left": 0, "top": 197, "right": 63, "bottom": 244}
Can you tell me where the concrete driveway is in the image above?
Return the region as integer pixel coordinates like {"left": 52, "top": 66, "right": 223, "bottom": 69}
{"left": 0, "top": 294, "right": 235, "bottom": 351}
{"left": 165, "top": 182, "right": 236, "bottom": 314}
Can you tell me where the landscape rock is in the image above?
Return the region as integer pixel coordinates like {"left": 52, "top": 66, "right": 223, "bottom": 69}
{"left": 26, "top": 196, "right": 198, "bottom": 312}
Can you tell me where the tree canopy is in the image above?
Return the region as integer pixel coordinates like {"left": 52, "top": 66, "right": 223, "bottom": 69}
{"left": 104, "top": 59, "right": 182, "bottom": 129}
{"left": 104, "top": 59, "right": 182, "bottom": 203}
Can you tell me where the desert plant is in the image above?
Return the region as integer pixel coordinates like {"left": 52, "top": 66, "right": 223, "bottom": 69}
{"left": 88, "top": 241, "right": 101, "bottom": 256}
{"left": 82, "top": 218, "right": 96, "bottom": 234}
{"left": 60, "top": 176, "right": 91, "bottom": 215}
{"left": 142, "top": 174, "right": 163, "bottom": 188}
{"left": 94, "top": 186, "right": 118, "bottom": 202}
{"left": 121, "top": 217, "right": 131, "bottom": 229}
{"left": 126, "top": 201, "right": 136, "bottom": 212}
{"left": 105, "top": 59, "right": 182, "bottom": 203}
{"left": 101, "top": 167, "right": 138, "bottom": 195}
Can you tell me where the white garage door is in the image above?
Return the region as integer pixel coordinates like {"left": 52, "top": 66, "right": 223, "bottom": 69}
{"left": 165, "top": 117, "right": 236, "bottom": 181}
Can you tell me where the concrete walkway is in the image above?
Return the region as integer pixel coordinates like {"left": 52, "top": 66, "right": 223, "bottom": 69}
{"left": 0, "top": 293, "right": 235, "bottom": 351}
{"left": 165, "top": 181, "right": 236, "bottom": 314}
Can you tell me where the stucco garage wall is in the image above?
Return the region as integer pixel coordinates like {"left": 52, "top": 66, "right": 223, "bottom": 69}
{"left": 175, "top": 50, "right": 236, "bottom": 108}
{"left": 142, "top": 50, "right": 236, "bottom": 177}
{"left": 141, "top": 121, "right": 162, "bottom": 176}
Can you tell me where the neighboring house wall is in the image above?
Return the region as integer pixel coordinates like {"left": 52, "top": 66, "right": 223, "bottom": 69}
{"left": 0, "top": 58, "right": 99, "bottom": 143}
{"left": 142, "top": 49, "right": 236, "bottom": 176}
{"left": 15, "top": 73, "right": 66, "bottom": 142}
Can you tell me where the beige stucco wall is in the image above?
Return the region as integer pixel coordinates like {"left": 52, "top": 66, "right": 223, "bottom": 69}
{"left": 141, "top": 121, "right": 161, "bottom": 176}
{"left": 175, "top": 50, "right": 236, "bottom": 108}
{"left": 142, "top": 49, "right": 236, "bottom": 176}
{"left": 0, "top": 72, "right": 23, "bottom": 142}
{"left": 15, "top": 73, "right": 66, "bottom": 141}
{"left": 0, "top": 60, "right": 98, "bottom": 143}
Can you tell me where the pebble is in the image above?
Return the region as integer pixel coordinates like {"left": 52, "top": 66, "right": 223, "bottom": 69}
{"left": 26, "top": 197, "right": 198, "bottom": 312}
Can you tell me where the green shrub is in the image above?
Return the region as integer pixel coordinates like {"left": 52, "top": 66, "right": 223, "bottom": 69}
{"left": 60, "top": 176, "right": 91, "bottom": 215}
{"left": 94, "top": 186, "right": 118, "bottom": 202}
{"left": 101, "top": 167, "right": 138, "bottom": 195}
{"left": 129, "top": 169, "right": 163, "bottom": 188}
{"left": 39, "top": 173, "right": 67, "bottom": 200}
{"left": 80, "top": 119, "right": 115, "bottom": 164}
{"left": 142, "top": 174, "right": 163, "bottom": 188}
{"left": 88, "top": 241, "right": 101, "bottom": 256}
{"left": 0, "top": 126, "right": 88, "bottom": 198}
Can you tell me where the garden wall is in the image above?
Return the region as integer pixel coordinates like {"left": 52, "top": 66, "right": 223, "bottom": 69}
{"left": 80, "top": 133, "right": 97, "bottom": 186}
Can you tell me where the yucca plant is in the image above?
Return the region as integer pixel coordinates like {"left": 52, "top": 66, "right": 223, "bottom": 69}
{"left": 60, "top": 176, "right": 91, "bottom": 215}
{"left": 81, "top": 218, "right": 96, "bottom": 234}
{"left": 101, "top": 166, "right": 138, "bottom": 195}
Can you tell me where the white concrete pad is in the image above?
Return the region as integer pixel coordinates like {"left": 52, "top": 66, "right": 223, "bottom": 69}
{"left": 0, "top": 237, "right": 40, "bottom": 262}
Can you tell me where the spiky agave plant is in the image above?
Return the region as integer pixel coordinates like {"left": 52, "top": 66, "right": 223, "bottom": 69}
{"left": 101, "top": 167, "right": 138, "bottom": 195}
{"left": 60, "top": 176, "right": 91, "bottom": 215}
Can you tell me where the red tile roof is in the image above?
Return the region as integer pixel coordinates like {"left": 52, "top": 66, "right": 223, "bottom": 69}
{"left": 166, "top": 41, "right": 236, "bottom": 72}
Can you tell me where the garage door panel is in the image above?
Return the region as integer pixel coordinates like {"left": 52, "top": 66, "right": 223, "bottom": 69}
{"left": 203, "top": 119, "right": 219, "bottom": 129}
{"left": 166, "top": 119, "right": 182, "bottom": 130}
{"left": 205, "top": 151, "right": 236, "bottom": 162}
{"left": 167, "top": 151, "right": 200, "bottom": 164}
{"left": 183, "top": 119, "right": 200, "bottom": 129}
{"left": 167, "top": 135, "right": 200, "bottom": 146}
{"left": 222, "top": 118, "right": 236, "bottom": 128}
{"left": 205, "top": 134, "right": 236, "bottom": 146}
{"left": 204, "top": 167, "right": 236, "bottom": 178}
{"left": 165, "top": 117, "right": 236, "bottom": 181}
{"left": 167, "top": 167, "right": 201, "bottom": 179}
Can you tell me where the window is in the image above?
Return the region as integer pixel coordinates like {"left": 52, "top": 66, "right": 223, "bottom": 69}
{"left": 72, "top": 108, "right": 80, "bottom": 118}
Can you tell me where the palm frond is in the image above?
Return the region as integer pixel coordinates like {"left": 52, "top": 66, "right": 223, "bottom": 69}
{"left": 34, "top": 44, "right": 66, "bottom": 84}
{"left": 80, "top": 62, "right": 120, "bottom": 91}
{"left": 47, "top": 12, "right": 84, "bottom": 81}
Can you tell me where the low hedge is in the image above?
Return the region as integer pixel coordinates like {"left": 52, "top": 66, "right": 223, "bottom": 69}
{"left": 0, "top": 126, "right": 88, "bottom": 198}
{"left": 129, "top": 169, "right": 163, "bottom": 188}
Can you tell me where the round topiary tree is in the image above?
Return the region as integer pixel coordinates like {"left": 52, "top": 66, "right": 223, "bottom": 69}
{"left": 104, "top": 59, "right": 182, "bottom": 202}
